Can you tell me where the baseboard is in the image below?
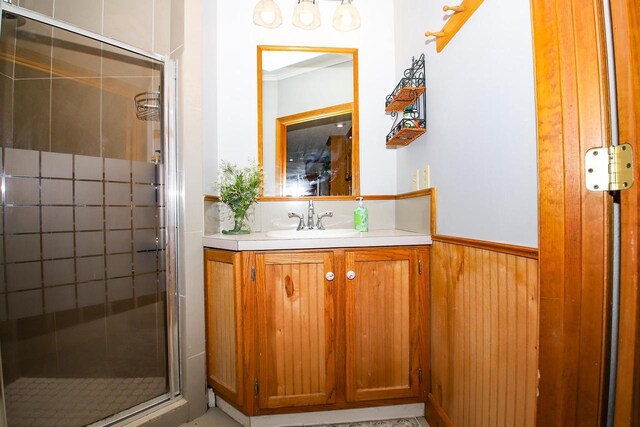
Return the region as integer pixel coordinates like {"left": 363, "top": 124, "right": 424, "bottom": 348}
{"left": 425, "top": 394, "right": 454, "bottom": 427}
{"left": 216, "top": 397, "right": 425, "bottom": 427}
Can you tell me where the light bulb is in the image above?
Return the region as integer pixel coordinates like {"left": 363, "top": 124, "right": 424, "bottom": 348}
{"left": 293, "top": 0, "right": 320, "bottom": 30}
{"left": 341, "top": 12, "right": 353, "bottom": 26}
{"left": 300, "top": 11, "right": 314, "bottom": 26}
{"left": 261, "top": 10, "right": 276, "bottom": 24}
{"left": 253, "top": 0, "right": 282, "bottom": 28}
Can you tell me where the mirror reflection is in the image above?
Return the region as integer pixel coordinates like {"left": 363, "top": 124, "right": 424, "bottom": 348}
{"left": 259, "top": 46, "right": 359, "bottom": 197}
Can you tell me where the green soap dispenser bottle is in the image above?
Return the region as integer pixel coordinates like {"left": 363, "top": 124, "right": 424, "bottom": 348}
{"left": 354, "top": 197, "right": 368, "bottom": 232}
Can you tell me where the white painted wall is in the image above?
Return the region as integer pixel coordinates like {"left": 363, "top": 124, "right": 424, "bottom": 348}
{"left": 393, "top": 0, "right": 538, "bottom": 247}
{"left": 202, "top": 0, "right": 218, "bottom": 194}
{"left": 207, "top": 0, "right": 397, "bottom": 196}
{"left": 276, "top": 62, "right": 353, "bottom": 116}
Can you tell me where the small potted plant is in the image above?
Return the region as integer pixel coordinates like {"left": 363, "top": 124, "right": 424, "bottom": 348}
{"left": 217, "top": 160, "right": 262, "bottom": 234}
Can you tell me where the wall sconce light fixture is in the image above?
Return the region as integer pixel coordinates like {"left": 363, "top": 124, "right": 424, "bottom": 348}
{"left": 253, "top": 0, "right": 283, "bottom": 28}
{"left": 253, "top": 0, "right": 360, "bottom": 31}
{"left": 293, "top": 0, "right": 321, "bottom": 30}
{"left": 332, "top": 0, "right": 361, "bottom": 31}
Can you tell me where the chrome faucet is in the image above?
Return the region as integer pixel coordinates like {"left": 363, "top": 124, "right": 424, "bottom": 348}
{"left": 287, "top": 212, "right": 305, "bottom": 230}
{"left": 316, "top": 211, "right": 333, "bottom": 230}
{"left": 289, "top": 201, "right": 333, "bottom": 231}
{"left": 307, "top": 200, "right": 315, "bottom": 229}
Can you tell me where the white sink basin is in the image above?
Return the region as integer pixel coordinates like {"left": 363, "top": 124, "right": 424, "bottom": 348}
{"left": 266, "top": 228, "right": 359, "bottom": 239}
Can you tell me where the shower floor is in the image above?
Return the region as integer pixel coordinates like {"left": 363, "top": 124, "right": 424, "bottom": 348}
{"left": 5, "top": 376, "right": 166, "bottom": 427}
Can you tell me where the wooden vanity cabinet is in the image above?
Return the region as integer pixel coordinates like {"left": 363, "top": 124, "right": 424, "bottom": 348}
{"left": 255, "top": 251, "right": 337, "bottom": 409}
{"left": 204, "top": 249, "right": 244, "bottom": 406}
{"left": 204, "top": 246, "right": 429, "bottom": 416}
{"left": 345, "top": 248, "right": 428, "bottom": 402}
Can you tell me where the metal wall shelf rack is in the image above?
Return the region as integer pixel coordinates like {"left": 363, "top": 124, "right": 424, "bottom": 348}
{"left": 385, "top": 54, "right": 426, "bottom": 147}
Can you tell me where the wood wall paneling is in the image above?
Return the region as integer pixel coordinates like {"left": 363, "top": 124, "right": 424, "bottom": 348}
{"left": 427, "top": 241, "right": 538, "bottom": 427}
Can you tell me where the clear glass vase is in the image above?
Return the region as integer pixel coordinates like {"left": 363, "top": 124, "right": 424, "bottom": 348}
{"left": 222, "top": 211, "right": 250, "bottom": 235}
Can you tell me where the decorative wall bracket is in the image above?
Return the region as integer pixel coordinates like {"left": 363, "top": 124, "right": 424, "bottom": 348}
{"left": 424, "top": 0, "right": 484, "bottom": 53}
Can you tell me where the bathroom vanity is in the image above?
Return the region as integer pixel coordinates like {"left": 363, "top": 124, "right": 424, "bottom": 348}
{"left": 203, "top": 231, "right": 431, "bottom": 418}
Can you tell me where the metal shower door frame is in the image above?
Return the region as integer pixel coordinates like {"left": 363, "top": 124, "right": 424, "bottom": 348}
{"left": 0, "top": 1, "right": 182, "bottom": 425}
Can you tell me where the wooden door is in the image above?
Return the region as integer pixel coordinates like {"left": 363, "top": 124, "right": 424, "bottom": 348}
{"left": 329, "top": 135, "right": 351, "bottom": 195}
{"left": 344, "top": 248, "right": 423, "bottom": 402}
{"left": 204, "top": 249, "right": 244, "bottom": 406}
{"left": 255, "top": 251, "right": 337, "bottom": 409}
{"left": 533, "top": 0, "right": 639, "bottom": 425}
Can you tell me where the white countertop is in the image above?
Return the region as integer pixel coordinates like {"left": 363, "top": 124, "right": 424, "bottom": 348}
{"left": 202, "top": 229, "right": 432, "bottom": 251}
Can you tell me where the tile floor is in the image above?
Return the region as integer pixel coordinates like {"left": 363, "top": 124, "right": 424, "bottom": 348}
{"left": 5, "top": 376, "right": 166, "bottom": 427}
{"left": 181, "top": 409, "right": 431, "bottom": 427}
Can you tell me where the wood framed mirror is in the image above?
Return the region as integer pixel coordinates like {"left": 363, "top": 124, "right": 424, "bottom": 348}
{"left": 258, "top": 45, "right": 359, "bottom": 198}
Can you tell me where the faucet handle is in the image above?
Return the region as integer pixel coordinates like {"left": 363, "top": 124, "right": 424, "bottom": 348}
{"left": 316, "top": 211, "right": 333, "bottom": 230}
{"left": 287, "top": 212, "right": 305, "bottom": 231}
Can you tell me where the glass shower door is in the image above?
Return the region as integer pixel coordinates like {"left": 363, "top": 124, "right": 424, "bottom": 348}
{"left": 0, "top": 4, "right": 177, "bottom": 426}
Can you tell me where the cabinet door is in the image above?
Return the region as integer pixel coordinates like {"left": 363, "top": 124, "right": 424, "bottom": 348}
{"left": 204, "top": 249, "right": 243, "bottom": 406}
{"left": 345, "top": 248, "right": 422, "bottom": 402}
{"left": 255, "top": 251, "right": 337, "bottom": 409}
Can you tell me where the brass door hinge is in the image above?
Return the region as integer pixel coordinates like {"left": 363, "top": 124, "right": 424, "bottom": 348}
{"left": 418, "top": 368, "right": 423, "bottom": 384}
{"left": 254, "top": 379, "right": 259, "bottom": 395}
{"left": 586, "top": 143, "right": 634, "bottom": 191}
{"left": 251, "top": 266, "right": 255, "bottom": 282}
{"left": 418, "top": 259, "right": 423, "bottom": 275}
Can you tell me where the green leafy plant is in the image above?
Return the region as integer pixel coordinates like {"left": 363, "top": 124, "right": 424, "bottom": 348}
{"left": 217, "top": 160, "right": 262, "bottom": 234}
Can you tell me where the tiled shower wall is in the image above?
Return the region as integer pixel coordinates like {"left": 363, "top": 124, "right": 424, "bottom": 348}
{"left": 0, "top": 148, "right": 167, "bottom": 382}
{"left": 0, "top": 0, "right": 179, "bottom": 158}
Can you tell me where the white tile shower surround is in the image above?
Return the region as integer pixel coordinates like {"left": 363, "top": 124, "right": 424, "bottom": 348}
{"left": 5, "top": 376, "right": 166, "bottom": 427}
{"left": 181, "top": 408, "right": 431, "bottom": 427}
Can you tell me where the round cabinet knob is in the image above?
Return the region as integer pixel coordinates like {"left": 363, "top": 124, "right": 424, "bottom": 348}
{"left": 346, "top": 270, "right": 356, "bottom": 280}
{"left": 325, "top": 272, "right": 335, "bottom": 281}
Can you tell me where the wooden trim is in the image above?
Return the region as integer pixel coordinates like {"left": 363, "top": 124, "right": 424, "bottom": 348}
{"left": 394, "top": 188, "right": 432, "bottom": 199}
{"left": 431, "top": 234, "right": 538, "bottom": 259}
{"left": 351, "top": 49, "right": 360, "bottom": 196}
{"left": 612, "top": 0, "right": 640, "bottom": 424}
{"left": 425, "top": 394, "right": 455, "bottom": 427}
{"left": 429, "top": 187, "right": 437, "bottom": 236}
{"left": 204, "top": 188, "right": 434, "bottom": 203}
{"left": 257, "top": 46, "right": 264, "bottom": 197}
{"left": 257, "top": 45, "right": 359, "bottom": 55}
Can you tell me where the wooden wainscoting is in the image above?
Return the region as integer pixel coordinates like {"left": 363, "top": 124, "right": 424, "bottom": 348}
{"left": 427, "top": 238, "right": 539, "bottom": 427}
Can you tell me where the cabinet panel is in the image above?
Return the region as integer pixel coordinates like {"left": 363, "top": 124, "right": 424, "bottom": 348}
{"left": 256, "top": 251, "right": 336, "bottom": 409}
{"left": 345, "top": 248, "right": 420, "bottom": 402}
{"left": 204, "top": 249, "right": 243, "bottom": 406}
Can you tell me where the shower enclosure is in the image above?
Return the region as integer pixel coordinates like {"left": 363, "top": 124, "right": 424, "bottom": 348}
{"left": 0, "top": 3, "right": 179, "bottom": 426}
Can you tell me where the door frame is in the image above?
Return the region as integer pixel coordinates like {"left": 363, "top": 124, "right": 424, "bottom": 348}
{"left": 610, "top": 0, "right": 640, "bottom": 424}
{"left": 532, "top": 0, "right": 639, "bottom": 425}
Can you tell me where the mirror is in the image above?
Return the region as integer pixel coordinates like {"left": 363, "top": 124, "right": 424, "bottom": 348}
{"left": 258, "top": 46, "right": 359, "bottom": 197}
